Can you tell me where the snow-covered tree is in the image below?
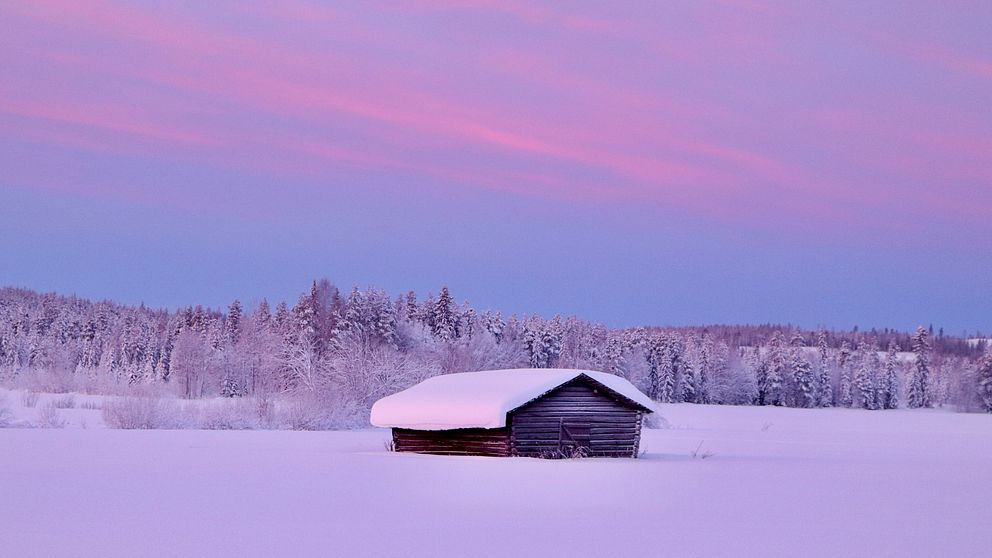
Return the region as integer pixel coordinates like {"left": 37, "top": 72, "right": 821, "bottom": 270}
{"left": 880, "top": 342, "right": 900, "bottom": 410}
{"left": 977, "top": 351, "right": 992, "bottom": 413}
{"left": 481, "top": 311, "right": 505, "bottom": 344}
{"left": 255, "top": 299, "right": 271, "bottom": 326}
{"left": 815, "top": 330, "right": 832, "bottom": 407}
{"left": 225, "top": 299, "right": 242, "bottom": 345}
{"left": 837, "top": 341, "right": 854, "bottom": 408}
{"left": 342, "top": 288, "right": 397, "bottom": 348}
{"left": 644, "top": 334, "right": 665, "bottom": 401}
{"left": 522, "top": 316, "right": 563, "bottom": 369}
{"left": 854, "top": 342, "right": 878, "bottom": 410}
{"left": 431, "top": 287, "right": 457, "bottom": 341}
{"left": 790, "top": 333, "right": 816, "bottom": 408}
{"left": 765, "top": 332, "right": 786, "bottom": 406}
{"left": 908, "top": 326, "right": 932, "bottom": 408}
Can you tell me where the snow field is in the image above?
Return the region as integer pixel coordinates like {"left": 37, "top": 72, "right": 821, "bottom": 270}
{"left": 1, "top": 403, "right": 990, "bottom": 557}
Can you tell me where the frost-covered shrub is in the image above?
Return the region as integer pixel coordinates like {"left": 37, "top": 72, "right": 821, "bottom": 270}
{"left": 643, "top": 412, "right": 670, "bottom": 429}
{"left": 37, "top": 402, "right": 67, "bottom": 428}
{"left": 51, "top": 394, "right": 76, "bottom": 409}
{"left": 276, "top": 394, "right": 365, "bottom": 430}
{"left": 102, "top": 397, "right": 182, "bottom": 429}
{"left": 21, "top": 390, "right": 40, "bottom": 408}
{"left": 0, "top": 395, "right": 13, "bottom": 427}
{"left": 195, "top": 398, "right": 272, "bottom": 430}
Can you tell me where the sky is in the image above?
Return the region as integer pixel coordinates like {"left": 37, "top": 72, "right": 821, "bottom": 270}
{"left": 1, "top": 1, "right": 990, "bottom": 333}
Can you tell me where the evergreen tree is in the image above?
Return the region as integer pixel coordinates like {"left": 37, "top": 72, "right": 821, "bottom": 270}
{"left": 664, "top": 333, "right": 684, "bottom": 403}
{"left": 404, "top": 291, "right": 418, "bottom": 322}
{"left": 431, "top": 287, "right": 457, "bottom": 341}
{"left": 977, "top": 351, "right": 992, "bottom": 413}
{"left": 908, "top": 326, "right": 932, "bottom": 408}
{"left": 679, "top": 357, "right": 697, "bottom": 403}
{"left": 765, "top": 332, "right": 786, "bottom": 406}
{"left": 256, "top": 299, "right": 271, "bottom": 326}
{"left": 482, "top": 311, "right": 505, "bottom": 343}
{"left": 225, "top": 299, "right": 242, "bottom": 345}
{"left": 854, "top": 342, "right": 878, "bottom": 410}
{"left": 343, "top": 288, "right": 397, "bottom": 347}
{"left": 881, "top": 341, "right": 900, "bottom": 409}
{"left": 293, "top": 292, "right": 318, "bottom": 343}
{"left": 753, "top": 347, "right": 769, "bottom": 405}
{"left": 790, "top": 333, "right": 816, "bottom": 408}
{"left": 837, "top": 341, "right": 854, "bottom": 407}
{"left": 274, "top": 302, "right": 290, "bottom": 330}
{"left": 816, "top": 330, "right": 832, "bottom": 407}
{"left": 457, "top": 302, "right": 476, "bottom": 339}
{"left": 645, "top": 335, "right": 665, "bottom": 401}
{"left": 696, "top": 333, "right": 714, "bottom": 404}
{"left": 522, "top": 316, "right": 562, "bottom": 369}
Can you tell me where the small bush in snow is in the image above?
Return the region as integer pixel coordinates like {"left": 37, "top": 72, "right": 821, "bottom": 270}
{"left": 37, "top": 402, "right": 67, "bottom": 429}
{"left": 275, "top": 394, "right": 365, "bottom": 430}
{"left": 21, "top": 390, "right": 40, "bottom": 408}
{"left": 102, "top": 397, "right": 182, "bottom": 429}
{"left": 196, "top": 398, "right": 270, "bottom": 430}
{"left": 79, "top": 401, "right": 102, "bottom": 410}
{"left": 0, "top": 395, "right": 13, "bottom": 427}
{"left": 690, "top": 440, "right": 715, "bottom": 459}
{"left": 643, "top": 413, "right": 670, "bottom": 429}
{"left": 51, "top": 394, "right": 76, "bottom": 409}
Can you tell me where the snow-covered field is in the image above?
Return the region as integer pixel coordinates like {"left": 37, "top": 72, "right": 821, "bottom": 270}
{"left": 2, "top": 400, "right": 990, "bottom": 557}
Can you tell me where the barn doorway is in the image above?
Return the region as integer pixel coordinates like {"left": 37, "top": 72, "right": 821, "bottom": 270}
{"left": 558, "top": 420, "right": 591, "bottom": 457}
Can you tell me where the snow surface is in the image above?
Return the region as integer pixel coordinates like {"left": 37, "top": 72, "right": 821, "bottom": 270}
{"left": 2, "top": 403, "right": 991, "bottom": 557}
{"left": 370, "top": 368, "right": 655, "bottom": 430}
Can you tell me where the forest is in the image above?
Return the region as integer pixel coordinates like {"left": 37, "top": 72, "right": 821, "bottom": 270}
{"left": 1, "top": 281, "right": 990, "bottom": 429}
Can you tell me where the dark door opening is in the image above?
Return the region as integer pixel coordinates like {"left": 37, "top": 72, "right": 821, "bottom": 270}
{"left": 559, "top": 421, "right": 591, "bottom": 457}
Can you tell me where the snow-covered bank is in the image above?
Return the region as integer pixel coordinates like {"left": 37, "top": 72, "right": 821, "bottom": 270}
{"left": 1, "top": 404, "right": 989, "bottom": 557}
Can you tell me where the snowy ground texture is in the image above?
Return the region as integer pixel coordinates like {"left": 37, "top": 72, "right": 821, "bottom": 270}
{"left": 2, "top": 401, "right": 990, "bottom": 557}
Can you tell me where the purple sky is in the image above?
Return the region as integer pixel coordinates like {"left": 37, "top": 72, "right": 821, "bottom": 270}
{"left": 1, "top": 1, "right": 990, "bottom": 332}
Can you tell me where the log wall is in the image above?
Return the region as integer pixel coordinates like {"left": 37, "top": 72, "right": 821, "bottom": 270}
{"left": 510, "top": 378, "right": 643, "bottom": 458}
{"left": 392, "top": 427, "right": 511, "bottom": 457}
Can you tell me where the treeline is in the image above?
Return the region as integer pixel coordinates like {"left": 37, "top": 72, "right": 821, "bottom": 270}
{"left": 0, "top": 282, "right": 990, "bottom": 426}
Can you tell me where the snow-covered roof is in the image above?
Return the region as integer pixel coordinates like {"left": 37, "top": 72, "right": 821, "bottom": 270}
{"left": 370, "top": 368, "right": 655, "bottom": 430}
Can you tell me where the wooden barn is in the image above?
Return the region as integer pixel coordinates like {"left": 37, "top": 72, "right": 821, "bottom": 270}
{"left": 370, "top": 368, "right": 656, "bottom": 458}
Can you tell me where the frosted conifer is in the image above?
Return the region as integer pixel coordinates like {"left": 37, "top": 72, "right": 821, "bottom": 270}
{"left": 908, "top": 326, "right": 931, "bottom": 408}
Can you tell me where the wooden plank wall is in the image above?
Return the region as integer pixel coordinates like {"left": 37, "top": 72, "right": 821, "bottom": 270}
{"left": 392, "top": 427, "right": 511, "bottom": 457}
{"left": 510, "top": 379, "right": 643, "bottom": 458}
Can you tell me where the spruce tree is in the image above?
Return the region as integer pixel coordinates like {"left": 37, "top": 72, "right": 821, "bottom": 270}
{"left": 882, "top": 341, "right": 900, "bottom": 409}
{"left": 225, "top": 299, "right": 242, "bottom": 345}
{"left": 838, "top": 341, "right": 854, "bottom": 407}
{"left": 431, "top": 287, "right": 457, "bottom": 341}
{"left": 765, "top": 332, "right": 786, "bottom": 406}
{"left": 404, "top": 291, "right": 418, "bottom": 322}
{"left": 790, "top": 333, "right": 815, "bottom": 408}
{"left": 977, "top": 352, "right": 992, "bottom": 413}
{"left": 753, "top": 348, "right": 769, "bottom": 405}
{"left": 645, "top": 335, "right": 668, "bottom": 401}
{"left": 816, "top": 330, "right": 833, "bottom": 407}
{"left": 679, "top": 358, "right": 697, "bottom": 404}
{"left": 256, "top": 299, "right": 271, "bottom": 326}
{"left": 697, "top": 333, "right": 714, "bottom": 404}
{"left": 908, "top": 326, "right": 932, "bottom": 408}
{"left": 854, "top": 342, "right": 878, "bottom": 410}
{"left": 482, "top": 311, "right": 505, "bottom": 343}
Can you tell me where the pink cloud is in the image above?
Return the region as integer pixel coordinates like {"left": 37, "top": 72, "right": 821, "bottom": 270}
{"left": 1, "top": 0, "right": 988, "bottom": 234}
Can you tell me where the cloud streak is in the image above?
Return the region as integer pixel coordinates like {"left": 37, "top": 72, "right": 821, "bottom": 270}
{"left": 0, "top": 0, "right": 989, "bottom": 234}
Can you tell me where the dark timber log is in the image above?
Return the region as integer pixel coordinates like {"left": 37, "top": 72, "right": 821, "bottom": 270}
{"left": 392, "top": 427, "right": 511, "bottom": 457}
